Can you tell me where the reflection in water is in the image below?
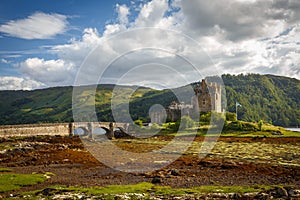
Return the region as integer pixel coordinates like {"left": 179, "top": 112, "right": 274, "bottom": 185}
{"left": 93, "top": 127, "right": 106, "bottom": 135}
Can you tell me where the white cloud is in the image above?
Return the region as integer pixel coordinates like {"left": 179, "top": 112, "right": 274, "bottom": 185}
{"left": 20, "top": 58, "right": 75, "bottom": 86}
{"left": 134, "top": 0, "right": 169, "bottom": 27}
{"left": 52, "top": 28, "right": 101, "bottom": 65}
{"left": 0, "top": 12, "right": 68, "bottom": 39}
{"left": 3, "top": 0, "right": 300, "bottom": 90}
{"left": 0, "top": 76, "right": 45, "bottom": 90}
{"left": 179, "top": 0, "right": 294, "bottom": 41}
{"left": 116, "top": 4, "right": 130, "bottom": 25}
{"left": 1, "top": 58, "right": 9, "bottom": 64}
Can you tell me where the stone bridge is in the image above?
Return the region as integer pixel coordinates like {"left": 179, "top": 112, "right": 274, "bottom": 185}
{"left": 0, "top": 122, "right": 130, "bottom": 139}
{"left": 70, "top": 122, "right": 130, "bottom": 139}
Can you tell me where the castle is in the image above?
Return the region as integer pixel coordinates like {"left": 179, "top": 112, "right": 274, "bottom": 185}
{"left": 150, "top": 79, "right": 222, "bottom": 124}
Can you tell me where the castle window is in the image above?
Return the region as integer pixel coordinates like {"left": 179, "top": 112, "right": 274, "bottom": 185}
{"left": 202, "top": 99, "right": 206, "bottom": 105}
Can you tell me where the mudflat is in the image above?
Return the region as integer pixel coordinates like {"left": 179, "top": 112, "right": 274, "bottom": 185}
{"left": 0, "top": 135, "right": 299, "bottom": 198}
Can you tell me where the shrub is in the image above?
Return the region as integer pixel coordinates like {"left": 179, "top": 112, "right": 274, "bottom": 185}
{"left": 200, "top": 112, "right": 211, "bottom": 123}
{"left": 223, "top": 121, "right": 258, "bottom": 131}
{"left": 150, "top": 123, "right": 160, "bottom": 130}
{"left": 210, "top": 111, "right": 225, "bottom": 127}
{"left": 134, "top": 119, "right": 143, "bottom": 127}
{"left": 226, "top": 112, "right": 237, "bottom": 121}
{"left": 258, "top": 120, "right": 263, "bottom": 131}
{"left": 180, "top": 116, "right": 195, "bottom": 130}
{"left": 166, "top": 121, "right": 180, "bottom": 132}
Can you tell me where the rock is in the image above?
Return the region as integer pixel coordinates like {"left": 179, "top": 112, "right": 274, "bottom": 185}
{"left": 285, "top": 187, "right": 300, "bottom": 198}
{"left": 38, "top": 188, "right": 57, "bottom": 196}
{"left": 170, "top": 169, "right": 180, "bottom": 176}
{"left": 142, "top": 172, "right": 153, "bottom": 178}
{"left": 157, "top": 173, "right": 165, "bottom": 178}
{"left": 242, "top": 192, "right": 258, "bottom": 199}
{"left": 271, "top": 130, "right": 283, "bottom": 135}
{"left": 275, "top": 187, "right": 288, "bottom": 198}
{"left": 255, "top": 192, "right": 270, "bottom": 200}
{"left": 210, "top": 193, "right": 229, "bottom": 199}
{"left": 294, "top": 189, "right": 300, "bottom": 197}
{"left": 221, "top": 161, "right": 238, "bottom": 169}
{"left": 151, "top": 176, "right": 162, "bottom": 184}
{"left": 232, "top": 193, "right": 242, "bottom": 199}
{"left": 31, "top": 157, "right": 38, "bottom": 161}
{"left": 165, "top": 174, "right": 171, "bottom": 178}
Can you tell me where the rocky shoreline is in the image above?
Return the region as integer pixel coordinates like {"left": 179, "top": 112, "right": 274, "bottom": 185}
{"left": 8, "top": 186, "right": 300, "bottom": 200}
{"left": 0, "top": 135, "right": 299, "bottom": 199}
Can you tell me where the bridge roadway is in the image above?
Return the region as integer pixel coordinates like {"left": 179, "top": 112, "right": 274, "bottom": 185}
{"left": 0, "top": 122, "right": 130, "bottom": 139}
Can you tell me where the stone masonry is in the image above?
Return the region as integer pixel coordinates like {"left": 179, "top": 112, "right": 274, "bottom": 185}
{"left": 151, "top": 79, "right": 222, "bottom": 124}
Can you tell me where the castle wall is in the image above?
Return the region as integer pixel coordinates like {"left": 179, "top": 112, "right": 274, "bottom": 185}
{"left": 167, "top": 109, "right": 181, "bottom": 122}
{"left": 163, "top": 79, "right": 223, "bottom": 122}
{"left": 197, "top": 93, "right": 212, "bottom": 113}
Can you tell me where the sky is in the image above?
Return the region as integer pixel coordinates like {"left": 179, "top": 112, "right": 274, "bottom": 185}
{"left": 0, "top": 0, "right": 299, "bottom": 90}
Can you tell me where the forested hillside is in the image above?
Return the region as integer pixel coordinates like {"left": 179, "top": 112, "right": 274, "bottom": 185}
{"left": 0, "top": 74, "right": 299, "bottom": 127}
{"left": 223, "top": 74, "right": 300, "bottom": 126}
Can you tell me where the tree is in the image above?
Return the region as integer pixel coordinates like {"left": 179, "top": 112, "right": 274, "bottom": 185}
{"left": 210, "top": 111, "right": 225, "bottom": 128}
{"left": 180, "top": 116, "right": 195, "bottom": 130}
{"left": 134, "top": 119, "right": 143, "bottom": 127}
{"left": 200, "top": 112, "right": 211, "bottom": 123}
{"left": 258, "top": 120, "right": 263, "bottom": 131}
{"left": 226, "top": 112, "right": 237, "bottom": 121}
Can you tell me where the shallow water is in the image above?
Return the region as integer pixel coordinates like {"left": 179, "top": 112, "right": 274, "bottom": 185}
{"left": 285, "top": 128, "right": 300, "bottom": 132}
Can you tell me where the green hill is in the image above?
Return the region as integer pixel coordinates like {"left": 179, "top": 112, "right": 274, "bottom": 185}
{"left": 222, "top": 74, "right": 300, "bottom": 126}
{"left": 0, "top": 74, "right": 299, "bottom": 127}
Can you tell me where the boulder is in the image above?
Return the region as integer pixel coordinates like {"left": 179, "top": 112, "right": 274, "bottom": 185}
{"left": 151, "top": 176, "right": 162, "bottom": 184}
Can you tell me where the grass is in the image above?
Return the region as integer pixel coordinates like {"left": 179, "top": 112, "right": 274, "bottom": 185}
{"left": 29, "top": 107, "right": 54, "bottom": 115}
{"left": 162, "top": 130, "right": 300, "bottom": 138}
{"left": 0, "top": 168, "right": 13, "bottom": 172}
{"left": 0, "top": 173, "right": 47, "bottom": 193}
{"left": 221, "top": 130, "right": 299, "bottom": 137}
{"left": 155, "top": 120, "right": 300, "bottom": 137}
{"left": 21, "top": 108, "right": 31, "bottom": 113}
{"left": 0, "top": 145, "right": 10, "bottom": 151}
{"left": 43, "top": 182, "right": 273, "bottom": 196}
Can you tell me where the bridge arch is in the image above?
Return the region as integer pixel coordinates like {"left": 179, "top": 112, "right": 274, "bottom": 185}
{"left": 114, "top": 127, "right": 131, "bottom": 138}
{"left": 70, "top": 122, "right": 131, "bottom": 139}
{"left": 73, "top": 127, "right": 89, "bottom": 136}
{"left": 92, "top": 127, "right": 107, "bottom": 135}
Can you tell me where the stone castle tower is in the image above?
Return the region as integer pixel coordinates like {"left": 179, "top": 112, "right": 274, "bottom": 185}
{"left": 150, "top": 79, "right": 222, "bottom": 124}
{"left": 191, "top": 79, "right": 222, "bottom": 114}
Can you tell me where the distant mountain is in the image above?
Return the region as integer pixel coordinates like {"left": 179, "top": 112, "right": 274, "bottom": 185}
{"left": 0, "top": 74, "right": 299, "bottom": 127}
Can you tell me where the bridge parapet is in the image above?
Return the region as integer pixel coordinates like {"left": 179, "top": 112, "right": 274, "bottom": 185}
{"left": 0, "top": 122, "right": 130, "bottom": 139}
{"left": 0, "top": 123, "right": 70, "bottom": 138}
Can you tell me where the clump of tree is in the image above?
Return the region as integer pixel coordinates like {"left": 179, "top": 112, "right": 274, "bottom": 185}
{"left": 150, "top": 123, "right": 161, "bottom": 130}
{"left": 223, "top": 121, "right": 258, "bottom": 132}
{"left": 258, "top": 120, "right": 263, "bottom": 131}
{"left": 199, "top": 111, "right": 225, "bottom": 126}
{"left": 165, "top": 121, "right": 180, "bottom": 132}
{"left": 180, "top": 116, "right": 195, "bottom": 130}
{"left": 134, "top": 119, "right": 143, "bottom": 127}
{"left": 163, "top": 115, "right": 195, "bottom": 131}
{"left": 225, "top": 112, "right": 237, "bottom": 121}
